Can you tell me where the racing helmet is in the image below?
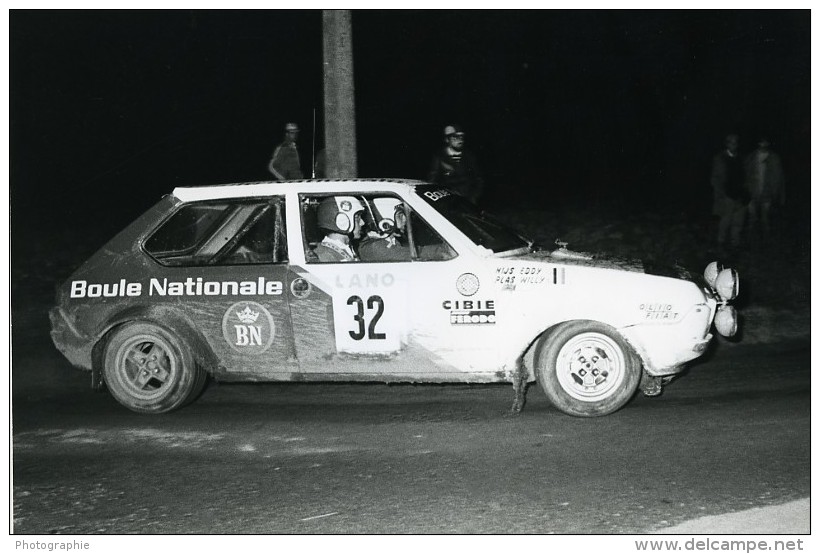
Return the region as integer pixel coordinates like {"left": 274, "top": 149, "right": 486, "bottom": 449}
{"left": 317, "top": 196, "right": 365, "bottom": 234}
{"left": 370, "top": 198, "right": 403, "bottom": 233}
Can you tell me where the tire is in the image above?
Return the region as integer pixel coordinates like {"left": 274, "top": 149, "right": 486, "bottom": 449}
{"left": 535, "top": 321, "right": 641, "bottom": 417}
{"left": 182, "top": 359, "right": 210, "bottom": 407}
{"left": 103, "top": 322, "right": 205, "bottom": 414}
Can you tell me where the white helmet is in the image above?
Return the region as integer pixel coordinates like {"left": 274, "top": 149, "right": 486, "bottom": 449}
{"left": 371, "top": 198, "right": 402, "bottom": 233}
{"left": 317, "top": 196, "right": 364, "bottom": 234}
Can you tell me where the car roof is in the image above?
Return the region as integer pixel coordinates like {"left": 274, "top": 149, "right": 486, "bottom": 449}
{"left": 172, "top": 178, "right": 429, "bottom": 202}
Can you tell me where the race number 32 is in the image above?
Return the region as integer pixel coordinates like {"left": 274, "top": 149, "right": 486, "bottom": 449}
{"left": 347, "top": 295, "right": 386, "bottom": 340}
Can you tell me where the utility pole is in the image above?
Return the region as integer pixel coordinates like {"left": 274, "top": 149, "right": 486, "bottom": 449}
{"left": 322, "top": 10, "right": 358, "bottom": 178}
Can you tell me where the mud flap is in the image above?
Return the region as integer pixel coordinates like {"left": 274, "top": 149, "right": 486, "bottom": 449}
{"left": 510, "top": 358, "right": 529, "bottom": 414}
{"left": 91, "top": 364, "right": 104, "bottom": 391}
{"left": 639, "top": 371, "right": 669, "bottom": 397}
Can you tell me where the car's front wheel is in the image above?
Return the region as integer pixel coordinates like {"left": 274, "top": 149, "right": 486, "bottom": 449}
{"left": 535, "top": 321, "right": 641, "bottom": 417}
{"left": 103, "top": 322, "right": 205, "bottom": 414}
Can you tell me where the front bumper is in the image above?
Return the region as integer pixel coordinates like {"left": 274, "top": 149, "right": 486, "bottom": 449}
{"left": 621, "top": 301, "right": 716, "bottom": 375}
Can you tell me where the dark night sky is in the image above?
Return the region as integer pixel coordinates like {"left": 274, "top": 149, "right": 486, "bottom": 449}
{"left": 9, "top": 10, "right": 812, "bottom": 238}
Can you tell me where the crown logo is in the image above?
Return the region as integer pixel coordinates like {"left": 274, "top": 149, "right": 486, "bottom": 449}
{"left": 236, "top": 305, "right": 260, "bottom": 324}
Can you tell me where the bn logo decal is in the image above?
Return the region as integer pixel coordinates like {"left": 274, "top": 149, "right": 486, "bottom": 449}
{"left": 222, "top": 301, "right": 276, "bottom": 354}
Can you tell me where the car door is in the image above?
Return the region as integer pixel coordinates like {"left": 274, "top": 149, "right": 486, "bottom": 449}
{"left": 284, "top": 193, "right": 414, "bottom": 376}
{"left": 397, "top": 207, "right": 505, "bottom": 375}
{"left": 285, "top": 191, "right": 502, "bottom": 380}
{"left": 142, "top": 196, "right": 297, "bottom": 378}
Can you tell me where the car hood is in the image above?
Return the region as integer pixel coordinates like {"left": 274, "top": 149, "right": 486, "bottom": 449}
{"left": 505, "top": 248, "right": 693, "bottom": 280}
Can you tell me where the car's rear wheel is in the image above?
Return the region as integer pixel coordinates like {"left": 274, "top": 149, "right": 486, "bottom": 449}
{"left": 103, "top": 322, "right": 205, "bottom": 414}
{"left": 535, "top": 321, "right": 641, "bottom": 417}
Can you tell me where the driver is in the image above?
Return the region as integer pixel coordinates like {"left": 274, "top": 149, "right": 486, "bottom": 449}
{"left": 312, "top": 196, "right": 365, "bottom": 262}
{"left": 358, "top": 198, "right": 411, "bottom": 262}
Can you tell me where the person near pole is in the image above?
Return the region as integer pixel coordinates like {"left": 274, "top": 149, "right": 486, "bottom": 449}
{"left": 268, "top": 122, "right": 304, "bottom": 180}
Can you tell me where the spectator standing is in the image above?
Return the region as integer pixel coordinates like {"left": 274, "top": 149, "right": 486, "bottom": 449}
{"left": 268, "top": 122, "right": 304, "bottom": 180}
{"left": 428, "top": 124, "right": 484, "bottom": 204}
{"left": 744, "top": 137, "right": 785, "bottom": 240}
{"left": 710, "top": 133, "right": 748, "bottom": 248}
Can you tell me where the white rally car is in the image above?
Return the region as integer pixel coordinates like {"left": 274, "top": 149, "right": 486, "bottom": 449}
{"left": 50, "top": 179, "right": 739, "bottom": 417}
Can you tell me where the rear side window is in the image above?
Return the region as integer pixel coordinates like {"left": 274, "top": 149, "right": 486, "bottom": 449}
{"left": 144, "top": 198, "right": 287, "bottom": 266}
{"left": 145, "top": 203, "right": 229, "bottom": 256}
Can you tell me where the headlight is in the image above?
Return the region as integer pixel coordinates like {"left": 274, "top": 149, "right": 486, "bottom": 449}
{"left": 704, "top": 261, "right": 722, "bottom": 288}
{"left": 714, "top": 305, "right": 738, "bottom": 337}
{"left": 715, "top": 268, "right": 739, "bottom": 301}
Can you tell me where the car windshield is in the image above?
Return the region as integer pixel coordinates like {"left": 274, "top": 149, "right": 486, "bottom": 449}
{"left": 416, "top": 187, "right": 531, "bottom": 254}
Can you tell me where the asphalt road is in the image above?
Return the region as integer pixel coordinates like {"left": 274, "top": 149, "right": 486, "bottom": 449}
{"left": 11, "top": 333, "right": 810, "bottom": 534}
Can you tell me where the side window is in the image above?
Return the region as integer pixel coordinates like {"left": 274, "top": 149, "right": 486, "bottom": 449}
{"left": 144, "top": 198, "right": 287, "bottom": 266}
{"left": 300, "top": 194, "right": 366, "bottom": 264}
{"left": 408, "top": 210, "right": 457, "bottom": 261}
{"left": 300, "top": 196, "right": 323, "bottom": 255}
{"left": 299, "top": 193, "right": 456, "bottom": 263}
{"left": 220, "top": 201, "right": 287, "bottom": 265}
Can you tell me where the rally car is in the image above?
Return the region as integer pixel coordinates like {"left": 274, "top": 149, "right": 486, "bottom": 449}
{"left": 49, "top": 179, "right": 739, "bottom": 417}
